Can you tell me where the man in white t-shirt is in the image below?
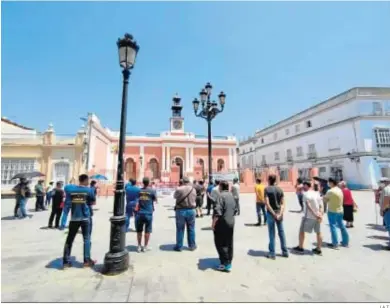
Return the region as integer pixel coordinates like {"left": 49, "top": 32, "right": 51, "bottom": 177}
{"left": 293, "top": 180, "right": 324, "bottom": 255}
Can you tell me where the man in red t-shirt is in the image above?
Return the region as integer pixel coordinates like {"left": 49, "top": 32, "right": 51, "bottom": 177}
{"left": 339, "top": 181, "right": 357, "bottom": 228}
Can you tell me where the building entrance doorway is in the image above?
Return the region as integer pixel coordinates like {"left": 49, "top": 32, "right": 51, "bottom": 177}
{"left": 175, "top": 157, "right": 184, "bottom": 179}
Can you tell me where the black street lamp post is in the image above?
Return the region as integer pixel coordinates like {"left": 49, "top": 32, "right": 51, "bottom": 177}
{"left": 103, "top": 33, "right": 139, "bottom": 276}
{"left": 193, "top": 83, "right": 226, "bottom": 184}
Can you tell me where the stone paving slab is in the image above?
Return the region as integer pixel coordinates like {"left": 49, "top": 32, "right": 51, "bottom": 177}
{"left": 1, "top": 191, "right": 389, "bottom": 302}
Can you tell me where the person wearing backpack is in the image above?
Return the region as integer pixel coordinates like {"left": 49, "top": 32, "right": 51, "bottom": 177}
{"left": 173, "top": 177, "right": 197, "bottom": 252}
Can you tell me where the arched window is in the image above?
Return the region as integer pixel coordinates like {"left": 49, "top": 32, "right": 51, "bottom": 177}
{"left": 217, "top": 159, "right": 225, "bottom": 172}
{"left": 149, "top": 158, "right": 160, "bottom": 180}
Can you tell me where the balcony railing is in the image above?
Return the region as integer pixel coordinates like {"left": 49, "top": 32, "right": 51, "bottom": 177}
{"left": 286, "top": 156, "right": 293, "bottom": 162}
{"left": 307, "top": 152, "right": 318, "bottom": 159}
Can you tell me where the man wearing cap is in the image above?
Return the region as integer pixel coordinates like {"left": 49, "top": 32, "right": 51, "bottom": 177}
{"left": 173, "top": 177, "right": 197, "bottom": 251}
{"left": 379, "top": 177, "right": 390, "bottom": 250}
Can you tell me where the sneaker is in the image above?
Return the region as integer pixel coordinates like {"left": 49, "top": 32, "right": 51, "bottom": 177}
{"left": 83, "top": 259, "right": 96, "bottom": 268}
{"left": 254, "top": 222, "right": 261, "bottom": 226}
{"left": 341, "top": 243, "right": 349, "bottom": 248}
{"left": 312, "top": 248, "right": 322, "bottom": 255}
{"left": 282, "top": 253, "right": 289, "bottom": 258}
{"left": 137, "top": 246, "right": 142, "bottom": 253}
{"left": 173, "top": 246, "right": 182, "bottom": 252}
{"left": 266, "top": 254, "right": 276, "bottom": 260}
{"left": 216, "top": 264, "right": 226, "bottom": 271}
{"left": 224, "top": 264, "right": 232, "bottom": 272}
{"left": 327, "top": 243, "right": 339, "bottom": 250}
{"left": 142, "top": 246, "right": 151, "bottom": 252}
{"left": 188, "top": 246, "right": 197, "bottom": 251}
{"left": 292, "top": 246, "right": 304, "bottom": 254}
{"left": 384, "top": 246, "right": 390, "bottom": 251}
{"left": 63, "top": 262, "right": 72, "bottom": 269}
{"left": 196, "top": 214, "right": 199, "bottom": 218}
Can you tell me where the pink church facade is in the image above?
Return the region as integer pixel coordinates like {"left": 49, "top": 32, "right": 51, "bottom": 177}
{"left": 86, "top": 100, "right": 237, "bottom": 184}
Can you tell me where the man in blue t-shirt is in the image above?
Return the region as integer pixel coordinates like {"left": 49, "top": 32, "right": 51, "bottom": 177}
{"left": 125, "top": 178, "right": 140, "bottom": 232}
{"left": 134, "top": 177, "right": 156, "bottom": 253}
{"left": 61, "top": 174, "right": 96, "bottom": 269}
{"left": 206, "top": 181, "right": 215, "bottom": 215}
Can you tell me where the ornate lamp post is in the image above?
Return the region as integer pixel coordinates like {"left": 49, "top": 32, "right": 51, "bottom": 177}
{"left": 192, "top": 83, "right": 226, "bottom": 184}
{"left": 103, "top": 33, "right": 139, "bottom": 275}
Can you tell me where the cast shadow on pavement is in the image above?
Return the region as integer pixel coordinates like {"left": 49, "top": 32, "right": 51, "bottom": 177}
{"left": 366, "top": 223, "right": 386, "bottom": 232}
{"left": 244, "top": 223, "right": 260, "bottom": 227}
{"left": 46, "top": 257, "right": 84, "bottom": 270}
{"left": 126, "top": 245, "right": 139, "bottom": 252}
{"left": 46, "top": 257, "right": 104, "bottom": 273}
{"left": 247, "top": 249, "right": 268, "bottom": 257}
{"left": 1, "top": 216, "right": 17, "bottom": 221}
{"left": 363, "top": 243, "right": 388, "bottom": 251}
{"left": 168, "top": 216, "right": 176, "bottom": 219}
{"left": 289, "top": 210, "right": 302, "bottom": 214}
{"left": 1, "top": 215, "right": 33, "bottom": 221}
{"left": 197, "top": 258, "right": 219, "bottom": 271}
{"left": 201, "top": 227, "right": 213, "bottom": 231}
{"left": 159, "top": 244, "right": 177, "bottom": 251}
{"left": 367, "top": 235, "right": 389, "bottom": 241}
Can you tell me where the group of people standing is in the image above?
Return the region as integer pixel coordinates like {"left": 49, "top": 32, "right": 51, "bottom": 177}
{"left": 123, "top": 176, "right": 241, "bottom": 272}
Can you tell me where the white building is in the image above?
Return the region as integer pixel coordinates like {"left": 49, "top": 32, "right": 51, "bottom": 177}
{"left": 239, "top": 87, "right": 390, "bottom": 189}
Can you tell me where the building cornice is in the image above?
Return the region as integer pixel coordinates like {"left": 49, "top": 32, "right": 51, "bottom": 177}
{"left": 239, "top": 87, "right": 390, "bottom": 145}
{"left": 1, "top": 117, "right": 35, "bottom": 131}
{"left": 238, "top": 115, "right": 390, "bottom": 156}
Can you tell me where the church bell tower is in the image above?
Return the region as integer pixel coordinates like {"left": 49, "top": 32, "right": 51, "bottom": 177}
{"left": 170, "top": 93, "right": 184, "bottom": 132}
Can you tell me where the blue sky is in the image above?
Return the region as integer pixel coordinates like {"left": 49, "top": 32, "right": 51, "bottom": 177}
{"left": 2, "top": 1, "right": 390, "bottom": 139}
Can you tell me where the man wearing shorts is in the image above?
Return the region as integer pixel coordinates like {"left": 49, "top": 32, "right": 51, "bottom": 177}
{"left": 293, "top": 180, "right": 324, "bottom": 255}
{"left": 134, "top": 177, "right": 156, "bottom": 253}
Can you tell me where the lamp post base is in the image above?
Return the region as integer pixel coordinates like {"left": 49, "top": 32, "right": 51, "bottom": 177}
{"left": 102, "top": 250, "right": 129, "bottom": 276}
{"left": 102, "top": 215, "right": 129, "bottom": 276}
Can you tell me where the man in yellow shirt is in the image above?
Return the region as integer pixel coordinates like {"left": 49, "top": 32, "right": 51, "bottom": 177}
{"left": 254, "top": 179, "right": 267, "bottom": 226}
{"left": 323, "top": 177, "right": 349, "bottom": 249}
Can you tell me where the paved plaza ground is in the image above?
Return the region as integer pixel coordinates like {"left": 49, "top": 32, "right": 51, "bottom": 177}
{"left": 1, "top": 191, "right": 389, "bottom": 302}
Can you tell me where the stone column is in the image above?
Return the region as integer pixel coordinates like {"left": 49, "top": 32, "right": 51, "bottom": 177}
{"left": 232, "top": 149, "right": 237, "bottom": 171}
{"left": 229, "top": 148, "right": 233, "bottom": 171}
{"left": 190, "top": 147, "right": 194, "bottom": 172}
{"left": 166, "top": 147, "right": 171, "bottom": 172}
{"left": 162, "top": 145, "right": 166, "bottom": 171}
{"left": 185, "top": 147, "right": 190, "bottom": 172}
{"left": 139, "top": 145, "right": 145, "bottom": 182}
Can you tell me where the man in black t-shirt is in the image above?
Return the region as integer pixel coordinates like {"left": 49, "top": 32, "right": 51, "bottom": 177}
{"left": 264, "top": 174, "right": 288, "bottom": 259}
{"left": 48, "top": 181, "right": 65, "bottom": 228}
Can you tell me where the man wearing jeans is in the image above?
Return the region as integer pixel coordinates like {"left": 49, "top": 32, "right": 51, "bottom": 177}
{"left": 61, "top": 174, "right": 96, "bottom": 269}
{"left": 254, "top": 178, "right": 267, "bottom": 226}
{"left": 173, "top": 177, "right": 197, "bottom": 252}
{"left": 323, "top": 177, "right": 349, "bottom": 249}
{"left": 264, "top": 174, "right": 288, "bottom": 259}
{"left": 125, "top": 178, "right": 140, "bottom": 232}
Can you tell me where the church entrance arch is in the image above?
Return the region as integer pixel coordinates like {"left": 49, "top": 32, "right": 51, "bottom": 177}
{"left": 174, "top": 157, "right": 184, "bottom": 179}
{"left": 125, "top": 158, "right": 136, "bottom": 181}
{"left": 149, "top": 158, "right": 160, "bottom": 180}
